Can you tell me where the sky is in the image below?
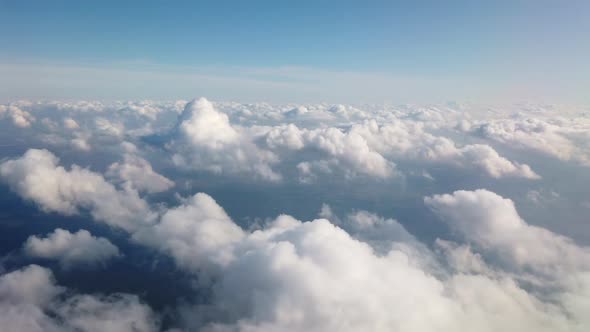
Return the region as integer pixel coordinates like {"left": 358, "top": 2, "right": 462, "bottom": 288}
{"left": 1, "top": 0, "right": 589, "bottom": 103}
{"left": 1, "top": 3, "right": 590, "bottom": 330}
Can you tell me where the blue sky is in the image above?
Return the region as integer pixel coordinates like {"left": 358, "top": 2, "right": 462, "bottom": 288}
{"left": 0, "top": 0, "right": 588, "bottom": 103}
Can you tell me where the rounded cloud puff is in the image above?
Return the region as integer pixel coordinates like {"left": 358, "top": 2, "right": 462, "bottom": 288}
{"left": 135, "top": 192, "right": 589, "bottom": 332}
{"left": 0, "top": 149, "right": 156, "bottom": 232}
{"left": 425, "top": 189, "right": 590, "bottom": 276}
{"left": 24, "top": 228, "right": 120, "bottom": 269}
{"left": 0, "top": 265, "right": 159, "bottom": 332}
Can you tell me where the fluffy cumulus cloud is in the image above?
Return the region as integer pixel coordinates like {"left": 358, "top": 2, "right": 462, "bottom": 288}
{"left": 94, "top": 117, "right": 125, "bottom": 137}
{"left": 23, "top": 228, "right": 120, "bottom": 268}
{"left": 461, "top": 112, "right": 590, "bottom": 166}
{"left": 0, "top": 149, "right": 156, "bottom": 232}
{"left": 0, "top": 98, "right": 547, "bottom": 182}
{"left": 107, "top": 97, "right": 535, "bottom": 182}
{"left": 130, "top": 191, "right": 588, "bottom": 332}
{"left": 318, "top": 204, "right": 429, "bottom": 257}
{"left": 0, "top": 265, "right": 159, "bottom": 332}
{"left": 179, "top": 98, "right": 240, "bottom": 149}
{"left": 107, "top": 154, "right": 174, "bottom": 193}
{"left": 170, "top": 98, "right": 281, "bottom": 181}
{"left": 263, "top": 120, "right": 537, "bottom": 180}
{"left": 0, "top": 98, "right": 589, "bottom": 331}
{"left": 347, "top": 119, "right": 539, "bottom": 179}
{"left": 0, "top": 104, "right": 35, "bottom": 127}
{"left": 63, "top": 117, "right": 80, "bottom": 129}
{"left": 133, "top": 193, "right": 245, "bottom": 273}
{"left": 425, "top": 189, "right": 590, "bottom": 278}
{"left": 263, "top": 124, "right": 395, "bottom": 179}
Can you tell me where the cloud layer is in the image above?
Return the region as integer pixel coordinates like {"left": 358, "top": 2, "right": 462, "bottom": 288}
{"left": 0, "top": 97, "right": 589, "bottom": 331}
{"left": 1, "top": 98, "right": 565, "bottom": 184}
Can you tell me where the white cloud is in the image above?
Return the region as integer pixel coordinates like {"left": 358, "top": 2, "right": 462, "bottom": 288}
{"left": 135, "top": 192, "right": 589, "bottom": 332}
{"left": 71, "top": 136, "right": 91, "bottom": 151}
{"left": 107, "top": 154, "right": 174, "bottom": 193}
{"left": 0, "top": 99, "right": 545, "bottom": 182}
{"left": 319, "top": 205, "right": 428, "bottom": 257}
{"left": 349, "top": 120, "right": 539, "bottom": 179}
{"left": 133, "top": 193, "right": 245, "bottom": 273}
{"left": 0, "top": 264, "right": 62, "bottom": 307}
{"left": 425, "top": 189, "right": 590, "bottom": 277}
{"left": 0, "top": 99, "right": 589, "bottom": 331}
{"left": 95, "top": 117, "right": 124, "bottom": 137}
{"left": 53, "top": 100, "right": 106, "bottom": 113}
{"left": 0, "top": 265, "right": 159, "bottom": 332}
{"left": 262, "top": 118, "right": 537, "bottom": 181}
{"left": 301, "top": 127, "right": 395, "bottom": 178}
{"left": 264, "top": 124, "right": 395, "bottom": 179}
{"left": 63, "top": 117, "right": 80, "bottom": 129}
{"left": 0, "top": 149, "right": 156, "bottom": 232}
{"left": 23, "top": 228, "right": 120, "bottom": 268}
{"left": 0, "top": 104, "right": 35, "bottom": 127}
{"left": 465, "top": 116, "right": 590, "bottom": 166}
{"left": 1, "top": 150, "right": 587, "bottom": 331}
{"left": 121, "top": 102, "right": 162, "bottom": 120}
{"left": 170, "top": 98, "right": 281, "bottom": 181}
{"left": 179, "top": 98, "right": 239, "bottom": 150}
{"left": 434, "top": 239, "right": 491, "bottom": 275}
{"left": 450, "top": 144, "right": 540, "bottom": 179}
